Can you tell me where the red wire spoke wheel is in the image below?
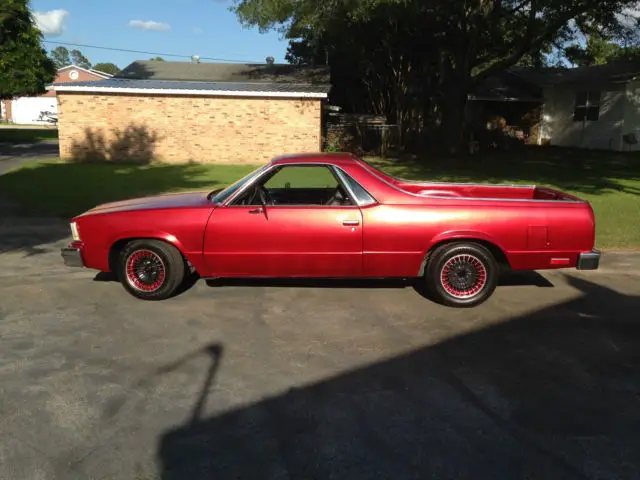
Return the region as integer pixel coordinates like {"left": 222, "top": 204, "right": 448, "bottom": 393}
{"left": 425, "top": 242, "right": 499, "bottom": 308}
{"left": 439, "top": 253, "right": 488, "bottom": 299}
{"left": 125, "top": 249, "right": 166, "bottom": 292}
{"left": 117, "top": 239, "right": 186, "bottom": 300}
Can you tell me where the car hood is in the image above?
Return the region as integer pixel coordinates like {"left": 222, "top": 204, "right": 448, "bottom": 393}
{"left": 78, "top": 190, "right": 214, "bottom": 216}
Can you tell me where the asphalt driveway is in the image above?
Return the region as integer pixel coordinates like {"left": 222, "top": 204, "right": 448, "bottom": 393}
{"left": 0, "top": 140, "right": 58, "bottom": 175}
{"left": 1, "top": 223, "right": 639, "bottom": 479}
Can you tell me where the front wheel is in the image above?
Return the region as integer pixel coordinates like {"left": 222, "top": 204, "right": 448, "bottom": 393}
{"left": 425, "top": 242, "right": 498, "bottom": 308}
{"left": 117, "top": 239, "right": 186, "bottom": 300}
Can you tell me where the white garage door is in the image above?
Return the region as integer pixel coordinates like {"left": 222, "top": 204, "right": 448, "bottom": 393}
{"left": 11, "top": 97, "right": 57, "bottom": 125}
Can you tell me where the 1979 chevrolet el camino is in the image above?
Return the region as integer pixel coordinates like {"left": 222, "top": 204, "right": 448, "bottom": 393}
{"left": 61, "top": 153, "right": 600, "bottom": 307}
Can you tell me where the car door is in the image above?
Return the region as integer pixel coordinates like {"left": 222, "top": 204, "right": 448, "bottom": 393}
{"left": 203, "top": 164, "right": 364, "bottom": 277}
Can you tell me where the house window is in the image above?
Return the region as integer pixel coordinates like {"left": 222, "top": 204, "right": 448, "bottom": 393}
{"left": 573, "top": 91, "right": 601, "bottom": 121}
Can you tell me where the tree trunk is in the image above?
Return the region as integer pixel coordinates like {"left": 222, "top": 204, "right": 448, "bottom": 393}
{"left": 436, "top": 40, "right": 474, "bottom": 157}
{"left": 439, "top": 83, "right": 468, "bottom": 156}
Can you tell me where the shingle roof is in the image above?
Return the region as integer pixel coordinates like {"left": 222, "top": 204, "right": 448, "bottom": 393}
{"left": 51, "top": 60, "right": 331, "bottom": 97}
{"left": 115, "top": 60, "right": 330, "bottom": 85}
{"left": 52, "top": 78, "right": 330, "bottom": 94}
{"left": 510, "top": 60, "right": 640, "bottom": 88}
{"left": 471, "top": 72, "right": 543, "bottom": 100}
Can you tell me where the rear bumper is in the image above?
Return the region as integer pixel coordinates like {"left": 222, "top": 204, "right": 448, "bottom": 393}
{"left": 576, "top": 249, "right": 600, "bottom": 270}
{"left": 61, "top": 243, "right": 85, "bottom": 268}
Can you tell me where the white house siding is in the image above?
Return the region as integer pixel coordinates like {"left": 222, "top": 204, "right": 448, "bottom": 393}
{"left": 621, "top": 79, "right": 640, "bottom": 151}
{"left": 10, "top": 97, "right": 58, "bottom": 125}
{"left": 541, "top": 83, "right": 626, "bottom": 151}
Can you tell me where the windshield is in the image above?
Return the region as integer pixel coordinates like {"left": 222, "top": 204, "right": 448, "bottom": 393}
{"left": 209, "top": 164, "right": 269, "bottom": 205}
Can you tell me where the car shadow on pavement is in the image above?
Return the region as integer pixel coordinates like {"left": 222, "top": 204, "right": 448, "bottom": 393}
{"left": 93, "top": 270, "right": 201, "bottom": 296}
{"left": 203, "top": 269, "right": 553, "bottom": 297}
{"left": 152, "top": 275, "right": 639, "bottom": 479}
{"left": 94, "top": 269, "right": 552, "bottom": 299}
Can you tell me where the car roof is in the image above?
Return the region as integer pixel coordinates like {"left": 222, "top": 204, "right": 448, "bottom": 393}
{"left": 270, "top": 152, "right": 359, "bottom": 167}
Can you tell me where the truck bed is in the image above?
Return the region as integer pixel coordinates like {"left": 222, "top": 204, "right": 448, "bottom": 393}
{"left": 356, "top": 161, "right": 583, "bottom": 203}
{"left": 392, "top": 180, "right": 583, "bottom": 202}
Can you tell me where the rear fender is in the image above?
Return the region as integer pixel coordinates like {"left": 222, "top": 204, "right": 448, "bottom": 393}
{"left": 417, "top": 230, "right": 509, "bottom": 276}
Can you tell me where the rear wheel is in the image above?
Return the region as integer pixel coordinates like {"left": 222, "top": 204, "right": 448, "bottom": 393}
{"left": 117, "top": 239, "right": 186, "bottom": 300}
{"left": 425, "top": 242, "right": 498, "bottom": 308}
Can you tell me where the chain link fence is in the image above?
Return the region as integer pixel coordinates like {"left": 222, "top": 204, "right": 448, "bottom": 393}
{"left": 323, "top": 112, "right": 401, "bottom": 157}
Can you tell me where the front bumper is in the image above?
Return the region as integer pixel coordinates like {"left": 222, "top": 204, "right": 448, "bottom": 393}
{"left": 576, "top": 248, "right": 600, "bottom": 270}
{"left": 61, "top": 244, "right": 85, "bottom": 268}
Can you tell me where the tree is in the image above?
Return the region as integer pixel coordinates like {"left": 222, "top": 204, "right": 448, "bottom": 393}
{"left": 51, "top": 46, "right": 71, "bottom": 68}
{"left": 149, "top": 56, "right": 165, "bottom": 61}
{"left": 71, "top": 49, "right": 91, "bottom": 69}
{"left": 51, "top": 46, "right": 94, "bottom": 70}
{"left": 609, "top": 45, "right": 640, "bottom": 62}
{"left": 92, "top": 62, "right": 120, "bottom": 75}
{"left": 285, "top": 14, "right": 441, "bottom": 148}
{"left": 0, "top": 0, "right": 56, "bottom": 99}
{"left": 564, "top": 35, "right": 640, "bottom": 66}
{"left": 232, "top": 0, "right": 640, "bottom": 154}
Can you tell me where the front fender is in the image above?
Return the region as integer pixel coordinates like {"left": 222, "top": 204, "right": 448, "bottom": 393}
{"left": 109, "top": 230, "right": 188, "bottom": 254}
{"left": 103, "top": 231, "right": 205, "bottom": 274}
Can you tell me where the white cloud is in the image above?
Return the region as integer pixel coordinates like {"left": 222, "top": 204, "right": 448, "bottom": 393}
{"left": 128, "top": 20, "right": 171, "bottom": 31}
{"left": 616, "top": 5, "right": 640, "bottom": 29}
{"left": 193, "top": 27, "right": 203, "bottom": 34}
{"left": 33, "top": 9, "right": 69, "bottom": 36}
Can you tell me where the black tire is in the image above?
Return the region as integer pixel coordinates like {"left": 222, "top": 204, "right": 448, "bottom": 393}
{"left": 425, "top": 241, "right": 498, "bottom": 308}
{"left": 117, "top": 239, "right": 186, "bottom": 300}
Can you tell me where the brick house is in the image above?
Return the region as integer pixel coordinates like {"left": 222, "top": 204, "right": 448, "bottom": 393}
{"left": 49, "top": 60, "right": 331, "bottom": 164}
{"left": 1, "top": 65, "right": 110, "bottom": 125}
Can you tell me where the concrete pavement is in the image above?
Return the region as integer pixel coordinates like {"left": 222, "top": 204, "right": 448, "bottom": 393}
{"left": 1, "top": 222, "right": 639, "bottom": 479}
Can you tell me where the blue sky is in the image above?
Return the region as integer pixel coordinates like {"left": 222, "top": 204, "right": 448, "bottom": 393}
{"left": 30, "top": 0, "right": 290, "bottom": 69}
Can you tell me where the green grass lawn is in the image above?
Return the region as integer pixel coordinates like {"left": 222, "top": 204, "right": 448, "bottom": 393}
{"left": 0, "top": 146, "right": 638, "bottom": 250}
{"left": 0, "top": 127, "right": 59, "bottom": 144}
{"left": 0, "top": 158, "right": 257, "bottom": 218}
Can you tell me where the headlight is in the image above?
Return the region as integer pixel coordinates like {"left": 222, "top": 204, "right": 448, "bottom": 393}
{"left": 70, "top": 222, "right": 80, "bottom": 241}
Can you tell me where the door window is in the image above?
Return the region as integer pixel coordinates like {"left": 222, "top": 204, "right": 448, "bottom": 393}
{"left": 233, "top": 165, "right": 355, "bottom": 206}
{"left": 264, "top": 165, "right": 338, "bottom": 189}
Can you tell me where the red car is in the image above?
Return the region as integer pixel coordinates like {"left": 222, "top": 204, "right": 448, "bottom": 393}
{"left": 61, "top": 153, "right": 600, "bottom": 307}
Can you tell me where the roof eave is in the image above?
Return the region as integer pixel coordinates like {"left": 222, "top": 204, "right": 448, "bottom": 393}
{"left": 467, "top": 94, "right": 542, "bottom": 102}
{"left": 542, "top": 78, "right": 635, "bottom": 89}
{"left": 57, "top": 64, "right": 112, "bottom": 79}
{"left": 51, "top": 84, "right": 328, "bottom": 99}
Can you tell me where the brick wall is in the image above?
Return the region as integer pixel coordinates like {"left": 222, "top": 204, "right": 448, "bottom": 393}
{"left": 1, "top": 100, "right": 11, "bottom": 121}
{"left": 57, "top": 92, "right": 322, "bottom": 163}
{"left": 43, "top": 68, "right": 107, "bottom": 97}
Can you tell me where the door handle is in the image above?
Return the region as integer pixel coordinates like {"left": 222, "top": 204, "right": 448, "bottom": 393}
{"left": 342, "top": 219, "right": 360, "bottom": 226}
{"left": 248, "top": 208, "right": 263, "bottom": 214}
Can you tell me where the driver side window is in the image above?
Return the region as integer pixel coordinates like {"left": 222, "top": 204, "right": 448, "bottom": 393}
{"left": 264, "top": 165, "right": 338, "bottom": 190}
{"left": 234, "top": 165, "right": 354, "bottom": 206}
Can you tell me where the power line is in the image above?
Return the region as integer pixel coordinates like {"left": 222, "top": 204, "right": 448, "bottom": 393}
{"left": 43, "top": 40, "right": 264, "bottom": 63}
